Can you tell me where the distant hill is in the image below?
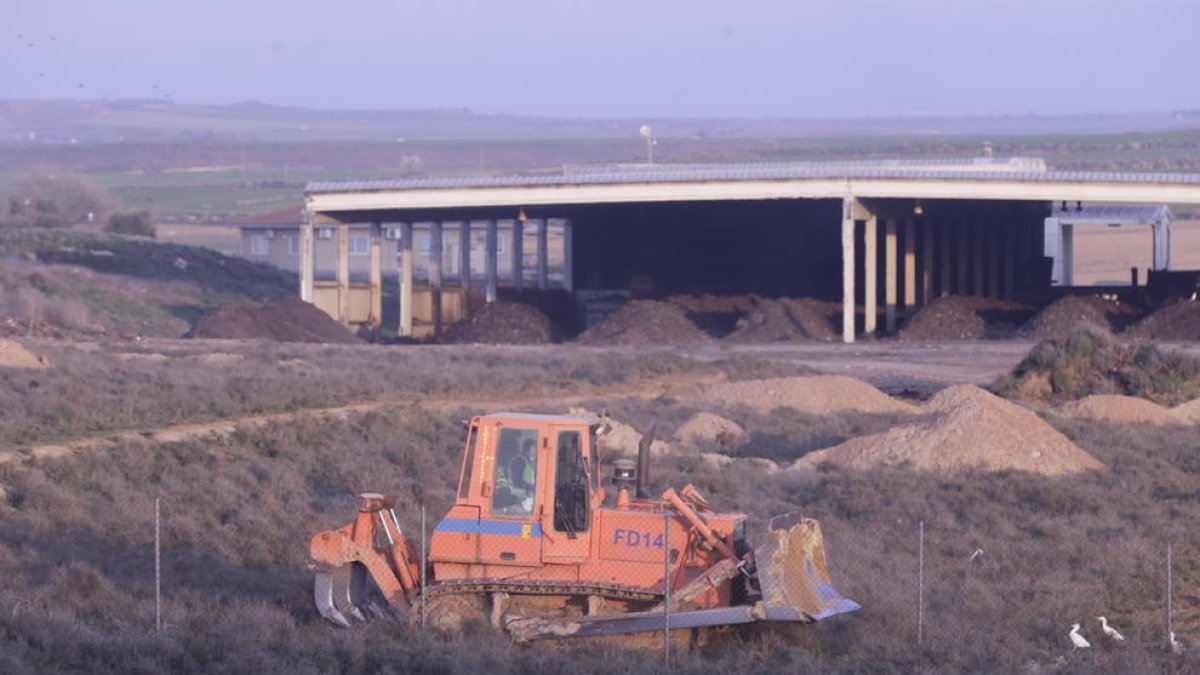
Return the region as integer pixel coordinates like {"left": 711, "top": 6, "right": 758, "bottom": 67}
{"left": 3, "top": 99, "right": 1200, "bottom": 143}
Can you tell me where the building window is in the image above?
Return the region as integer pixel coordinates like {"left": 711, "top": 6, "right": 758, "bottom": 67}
{"left": 286, "top": 234, "right": 300, "bottom": 256}
{"left": 249, "top": 233, "right": 269, "bottom": 256}
{"left": 350, "top": 233, "right": 370, "bottom": 256}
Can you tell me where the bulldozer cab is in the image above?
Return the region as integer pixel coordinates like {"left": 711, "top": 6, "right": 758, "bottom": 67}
{"left": 440, "top": 414, "right": 598, "bottom": 567}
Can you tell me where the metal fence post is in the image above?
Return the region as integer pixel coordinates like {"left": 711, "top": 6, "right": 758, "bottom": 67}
{"left": 663, "top": 512, "right": 671, "bottom": 670}
{"left": 918, "top": 520, "right": 924, "bottom": 649}
{"left": 155, "top": 496, "right": 162, "bottom": 635}
{"left": 1166, "top": 542, "right": 1172, "bottom": 650}
{"left": 420, "top": 504, "right": 427, "bottom": 629}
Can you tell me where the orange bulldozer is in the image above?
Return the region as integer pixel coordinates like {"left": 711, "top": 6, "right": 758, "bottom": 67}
{"left": 310, "top": 412, "right": 858, "bottom": 642}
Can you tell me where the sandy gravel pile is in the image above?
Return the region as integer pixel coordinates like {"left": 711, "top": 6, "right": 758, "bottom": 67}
{"left": 1019, "top": 295, "right": 1137, "bottom": 338}
{"left": 792, "top": 384, "right": 1105, "bottom": 476}
{"left": 187, "top": 297, "right": 360, "bottom": 344}
{"left": 575, "top": 300, "right": 710, "bottom": 345}
{"left": 687, "top": 375, "right": 916, "bottom": 415}
{"left": 0, "top": 340, "right": 49, "bottom": 368}
{"left": 567, "top": 408, "right": 671, "bottom": 456}
{"left": 1059, "top": 394, "right": 1177, "bottom": 425}
{"left": 673, "top": 412, "right": 745, "bottom": 447}
{"left": 439, "top": 301, "right": 556, "bottom": 344}
{"left": 898, "top": 296, "right": 1033, "bottom": 340}
{"left": 1124, "top": 299, "right": 1200, "bottom": 340}
{"left": 1169, "top": 398, "right": 1200, "bottom": 424}
{"left": 724, "top": 298, "right": 840, "bottom": 343}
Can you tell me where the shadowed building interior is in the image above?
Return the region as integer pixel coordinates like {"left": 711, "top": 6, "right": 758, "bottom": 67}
{"left": 300, "top": 159, "right": 1200, "bottom": 341}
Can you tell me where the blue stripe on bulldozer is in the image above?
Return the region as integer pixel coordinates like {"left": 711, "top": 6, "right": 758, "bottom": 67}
{"left": 435, "top": 518, "right": 543, "bottom": 538}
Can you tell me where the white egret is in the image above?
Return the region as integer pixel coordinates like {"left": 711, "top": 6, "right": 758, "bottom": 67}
{"left": 1097, "top": 616, "right": 1124, "bottom": 641}
{"left": 968, "top": 548, "right": 983, "bottom": 562}
{"left": 1171, "top": 631, "right": 1184, "bottom": 654}
{"left": 1069, "top": 624, "right": 1090, "bottom": 650}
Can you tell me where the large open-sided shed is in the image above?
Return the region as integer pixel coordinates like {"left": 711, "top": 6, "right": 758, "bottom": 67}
{"left": 302, "top": 158, "right": 1200, "bottom": 342}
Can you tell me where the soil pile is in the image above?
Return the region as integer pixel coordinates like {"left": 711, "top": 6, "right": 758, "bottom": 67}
{"left": 673, "top": 412, "right": 745, "bottom": 447}
{"left": 440, "top": 302, "right": 556, "bottom": 344}
{"left": 688, "top": 375, "right": 916, "bottom": 415}
{"left": 1171, "top": 398, "right": 1200, "bottom": 423}
{"left": 665, "top": 294, "right": 759, "bottom": 314}
{"left": 792, "top": 385, "right": 1105, "bottom": 476}
{"left": 724, "top": 298, "right": 840, "bottom": 343}
{"left": 1124, "top": 299, "right": 1200, "bottom": 340}
{"left": 1019, "top": 295, "right": 1139, "bottom": 339}
{"left": 0, "top": 340, "right": 49, "bottom": 368}
{"left": 1059, "top": 395, "right": 1177, "bottom": 425}
{"left": 574, "top": 300, "right": 710, "bottom": 345}
{"left": 567, "top": 408, "right": 670, "bottom": 455}
{"left": 995, "top": 332, "right": 1200, "bottom": 406}
{"left": 898, "top": 296, "right": 1034, "bottom": 340}
{"left": 187, "top": 297, "right": 360, "bottom": 344}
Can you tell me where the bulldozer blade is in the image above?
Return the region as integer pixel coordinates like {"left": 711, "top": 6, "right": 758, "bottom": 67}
{"left": 314, "top": 571, "right": 352, "bottom": 628}
{"left": 752, "top": 513, "right": 859, "bottom": 621}
{"left": 330, "top": 563, "right": 368, "bottom": 623}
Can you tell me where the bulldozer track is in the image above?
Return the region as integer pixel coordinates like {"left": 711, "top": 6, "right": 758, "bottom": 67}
{"left": 421, "top": 579, "right": 661, "bottom": 604}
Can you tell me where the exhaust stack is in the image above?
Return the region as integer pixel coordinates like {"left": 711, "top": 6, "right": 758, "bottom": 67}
{"left": 636, "top": 422, "right": 656, "bottom": 499}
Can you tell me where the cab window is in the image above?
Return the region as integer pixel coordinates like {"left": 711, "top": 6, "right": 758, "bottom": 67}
{"left": 491, "top": 427, "right": 538, "bottom": 517}
{"left": 553, "top": 430, "right": 589, "bottom": 534}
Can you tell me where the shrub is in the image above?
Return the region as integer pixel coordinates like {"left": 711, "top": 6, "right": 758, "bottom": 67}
{"left": 104, "top": 211, "right": 156, "bottom": 238}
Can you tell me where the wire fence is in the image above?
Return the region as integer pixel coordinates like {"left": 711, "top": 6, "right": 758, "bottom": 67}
{"left": 145, "top": 498, "right": 1192, "bottom": 670}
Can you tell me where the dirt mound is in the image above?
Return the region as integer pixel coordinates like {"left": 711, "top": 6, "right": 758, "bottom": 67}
{"left": 724, "top": 298, "right": 839, "bottom": 343}
{"left": 673, "top": 412, "right": 745, "bottom": 447}
{"left": 567, "top": 408, "right": 670, "bottom": 455}
{"left": 793, "top": 385, "right": 1105, "bottom": 476}
{"left": 665, "top": 294, "right": 759, "bottom": 314}
{"left": 186, "top": 297, "right": 360, "bottom": 344}
{"left": 1060, "top": 395, "right": 1177, "bottom": 425}
{"left": 1124, "top": 299, "right": 1200, "bottom": 340}
{"left": 574, "top": 300, "right": 710, "bottom": 345}
{"left": 0, "top": 340, "right": 48, "bottom": 368}
{"left": 687, "top": 375, "right": 916, "bottom": 415}
{"left": 898, "top": 296, "right": 1034, "bottom": 340}
{"left": 1170, "top": 397, "right": 1200, "bottom": 424}
{"left": 995, "top": 332, "right": 1200, "bottom": 406}
{"left": 1019, "top": 295, "right": 1139, "bottom": 338}
{"left": 440, "top": 301, "right": 556, "bottom": 344}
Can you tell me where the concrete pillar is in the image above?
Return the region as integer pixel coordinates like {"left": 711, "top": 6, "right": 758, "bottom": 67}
{"left": 430, "top": 222, "right": 443, "bottom": 337}
{"left": 885, "top": 219, "right": 898, "bottom": 333}
{"left": 460, "top": 221, "right": 471, "bottom": 290}
{"left": 537, "top": 219, "right": 549, "bottom": 291}
{"left": 511, "top": 219, "right": 524, "bottom": 291}
{"left": 1061, "top": 223, "right": 1075, "bottom": 286}
{"left": 863, "top": 214, "right": 877, "bottom": 335}
{"left": 973, "top": 223, "right": 985, "bottom": 296}
{"left": 1152, "top": 215, "right": 1172, "bottom": 270}
{"left": 399, "top": 223, "right": 413, "bottom": 336}
{"left": 300, "top": 209, "right": 314, "bottom": 302}
{"left": 562, "top": 219, "right": 574, "bottom": 293}
{"left": 841, "top": 199, "right": 856, "bottom": 343}
{"left": 369, "top": 222, "right": 382, "bottom": 323}
{"left": 921, "top": 218, "right": 934, "bottom": 305}
{"left": 1044, "top": 217, "right": 1063, "bottom": 285}
{"left": 903, "top": 218, "right": 917, "bottom": 311}
{"left": 336, "top": 222, "right": 350, "bottom": 325}
{"left": 939, "top": 220, "right": 951, "bottom": 298}
{"left": 485, "top": 219, "right": 498, "bottom": 303}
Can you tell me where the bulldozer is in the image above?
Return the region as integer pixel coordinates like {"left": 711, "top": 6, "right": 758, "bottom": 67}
{"left": 310, "top": 412, "right": 858, "bottom": 642}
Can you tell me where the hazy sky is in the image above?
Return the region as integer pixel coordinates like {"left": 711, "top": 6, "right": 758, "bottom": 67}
{"left": 6, "top": 0, "right": 1200, "bottom": 119}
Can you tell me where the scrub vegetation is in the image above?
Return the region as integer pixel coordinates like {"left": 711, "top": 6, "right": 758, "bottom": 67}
{"left": 0, "top": 342, "right": 1195, "bottom": 674}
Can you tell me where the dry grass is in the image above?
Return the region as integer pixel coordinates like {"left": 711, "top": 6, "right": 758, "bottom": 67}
{"left": 0, "top": 345, "right": 1195, "bottom": 674}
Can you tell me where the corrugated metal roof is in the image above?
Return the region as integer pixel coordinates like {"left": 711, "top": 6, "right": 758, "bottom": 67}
{"left": 1051, "top": 204, "right": 1171, "bottom": 223}
{"left": 306, "top": 160, "right": 1200, "bottom": 194}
